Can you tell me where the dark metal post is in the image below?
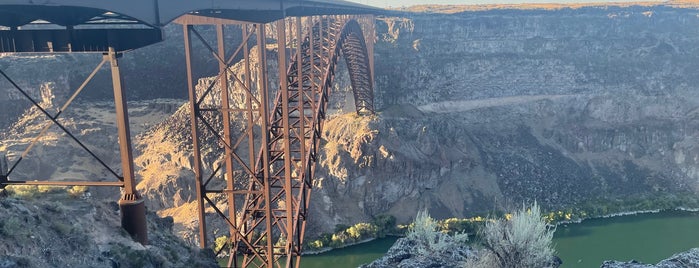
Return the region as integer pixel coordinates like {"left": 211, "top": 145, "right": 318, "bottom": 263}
{"left": 106, "top": 47, "right": 148, "bottom": 245}
{"left": 0, "top": 152, "right": 7, "bottom": 189}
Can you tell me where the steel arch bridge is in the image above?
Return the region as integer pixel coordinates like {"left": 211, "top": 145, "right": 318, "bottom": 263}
{"left": 180, "top": 14, "right": 376, "bottom": 267}
{"left": 0, "top": 1, "right": 379, "bottom": 267}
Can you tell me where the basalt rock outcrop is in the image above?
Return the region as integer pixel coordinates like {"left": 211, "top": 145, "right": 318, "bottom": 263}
{"left": 601, "top": 248, "right": 699, "bottom": 267}
{"left": 0, "top": 195, "right": 217, "bottom": 268}
{"left": 359, "top": 236, "right": 472, "bottom": 268}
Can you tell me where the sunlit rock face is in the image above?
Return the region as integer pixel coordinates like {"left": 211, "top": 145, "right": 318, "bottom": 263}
{"left": 5, "top": 4, "right": 699, "bottom": 240}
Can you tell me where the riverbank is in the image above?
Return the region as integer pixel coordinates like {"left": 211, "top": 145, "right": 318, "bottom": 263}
{"left": 303, "top": 237, "right": 377, "bottom": 255}
{"left": 256, "top": 208, "right": 699, "bottom": 268}
{"left": 553, "top": 203, "right": 699, "bottom": 230}
{"left": 302, "top": 194, "right": 699, "bottom": 257}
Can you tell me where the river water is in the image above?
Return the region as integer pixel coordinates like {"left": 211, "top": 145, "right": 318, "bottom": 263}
{"left": 554, "top": 210, "right": 699, "bottom": 267}
{"left": 297, "top": 210, "right": 699, "bottom": 267}
{"left": 299, "top": 237, "right": 399, "bottom": 267}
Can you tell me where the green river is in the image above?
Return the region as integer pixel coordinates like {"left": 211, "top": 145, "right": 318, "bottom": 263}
{"left": 296, "top": 210, "right": 699, "bottom": 267}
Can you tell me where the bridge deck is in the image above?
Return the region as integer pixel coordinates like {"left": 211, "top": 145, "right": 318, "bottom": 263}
{"left": 0, "top": 0, "right": 379, "bottom": 53}
{"left": 0, "top": 0, "right": 379, "bottom": 27}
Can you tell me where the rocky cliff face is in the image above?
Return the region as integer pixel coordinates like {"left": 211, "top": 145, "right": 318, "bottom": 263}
{"left": 4, "top": 4, "right": 699, "bottom": 241}
{"left": 308, "top": 5, "right": 699, "bottom": 230}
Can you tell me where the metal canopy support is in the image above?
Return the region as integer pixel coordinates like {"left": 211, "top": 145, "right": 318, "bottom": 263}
{"left": 180, "top": 14, "right": 375, "bottom": 268}
{"left": 106, "top": 47, "right": 148, "bottom": 245}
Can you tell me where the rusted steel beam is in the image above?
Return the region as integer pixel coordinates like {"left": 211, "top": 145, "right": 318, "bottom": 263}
{"left": 107, "top": 47, "right": 148, "bottom": 245}
{"left": 275, "top": 18, "right": 296, "bottom": 267}
{"left": 216, "top": 23, "right": 240, "bottom": 263}
{"left": 256, "top": 21, "right": 276, "bottom": 268}
{"left": 183, "top": 23, "right": 208, "bottom": 249}
{"left": 2, "top": 181, "right": 124, "bottom": 187}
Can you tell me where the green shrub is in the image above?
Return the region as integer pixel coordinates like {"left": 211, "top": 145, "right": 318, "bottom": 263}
{"left": 7, "top": 185, "right": 39, "bottom": 199}
{"left": 468, "top": 202, "right": 555, "bottom": 268}
{"left": 372, "top": 214, "right": 396, "bottom": 237}
{"left": 38, "top": 185, "right": 64, "bottom": 194}
{"left": 329, "top": 232, "right": 350, "bottom": 248}
{"left": 213, "top": 236, "right": 229, "bottom": 253}
{"left": 67, "top": 186, "right": 88, "bottom": 198}
{"left": 346, "top": 222, "right": 378, "bottom": 241}
{"left": 408, "top": 210, "right": 468, "bottom": 256}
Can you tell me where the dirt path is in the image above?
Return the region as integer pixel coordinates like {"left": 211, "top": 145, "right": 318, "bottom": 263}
{"left": 416, "top": 95, "right": 575, "bottom": 113}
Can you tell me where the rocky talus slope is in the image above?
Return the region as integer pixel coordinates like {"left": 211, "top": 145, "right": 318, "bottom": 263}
{"left": 359, "top": 236, "right": 472, "bottom": 268}
{"left": 0, "top": 191, "right": 216, "bottom": 268}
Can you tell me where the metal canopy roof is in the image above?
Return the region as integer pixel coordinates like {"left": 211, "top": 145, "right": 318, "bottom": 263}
{"left": 0, "top": 0, "right": 381, "bottom": 27}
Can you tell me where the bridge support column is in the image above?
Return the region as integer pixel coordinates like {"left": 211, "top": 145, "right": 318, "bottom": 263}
{"left": 106, "top": 47, "right": 148, "bottom": 245}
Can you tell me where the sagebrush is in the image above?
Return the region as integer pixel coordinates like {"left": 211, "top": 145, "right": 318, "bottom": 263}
{"left": 467, "top": 202, "right": 556, "bottom": 268}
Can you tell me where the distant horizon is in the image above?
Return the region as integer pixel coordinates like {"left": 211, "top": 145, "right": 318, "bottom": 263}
{"left": 349, "top": 0, "right": 666, "bottom": 8}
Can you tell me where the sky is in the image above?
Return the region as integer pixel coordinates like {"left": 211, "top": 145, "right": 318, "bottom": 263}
{"left": 349, "top": 0, "right": 664, "bottom": 8}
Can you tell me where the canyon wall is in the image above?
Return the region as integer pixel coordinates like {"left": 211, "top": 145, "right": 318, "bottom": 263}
{"left": 4, "top": 4, "right": 699, "bottom": 240}
{"left": 310, "top": 5, "right": 699, "bottom": 230}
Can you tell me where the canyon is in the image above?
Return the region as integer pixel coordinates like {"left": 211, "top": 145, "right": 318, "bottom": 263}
{"left": 2, "top": 3, "right": 699, "bottom": 246}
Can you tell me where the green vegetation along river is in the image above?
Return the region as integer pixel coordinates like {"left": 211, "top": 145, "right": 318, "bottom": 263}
{"left": 294, "top": 210, "right": 699, "bottom": 268}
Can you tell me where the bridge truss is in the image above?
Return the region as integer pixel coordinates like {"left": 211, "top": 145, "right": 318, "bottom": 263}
{"left": 0, "top": 1, "right": 376, "bottom": 267}
{"left": 178, "top": 14, "right": 375, "bottom": 267}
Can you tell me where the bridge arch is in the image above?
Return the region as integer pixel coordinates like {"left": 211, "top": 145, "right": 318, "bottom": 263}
{"left": 333, "top": 19, "right": 375, "bottom": 115}
{"left": 232, "top": 16, "right": 375, "bottom": 267}
{"left": 287, "top": 18, "right": 374, "bottom": 115}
